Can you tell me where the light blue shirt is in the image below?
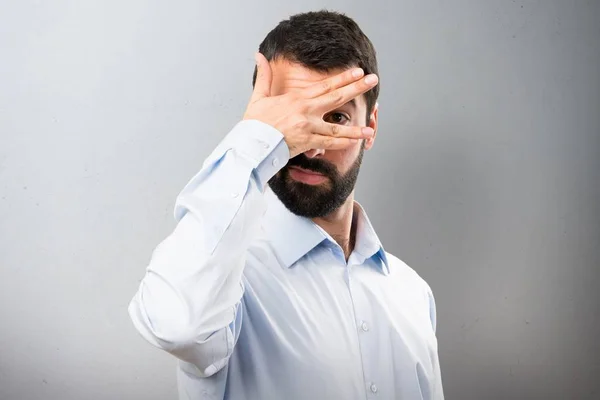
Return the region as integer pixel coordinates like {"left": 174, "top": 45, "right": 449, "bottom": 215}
{"left": 129, "top": 120, "right": 444, "bottom": 400}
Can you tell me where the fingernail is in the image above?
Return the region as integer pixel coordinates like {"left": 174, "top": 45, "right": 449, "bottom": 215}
{"left": 352, "top": 68, "right": 364, "bottom": 78}
{"left": 364, "top": 74, "right": 378, "bottom": 85}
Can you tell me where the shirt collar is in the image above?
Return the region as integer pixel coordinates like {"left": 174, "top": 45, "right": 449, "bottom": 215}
{"left": 262, "top": 189, "right": 389, "bottom": 275}
{"left": 352, "top": 201, "right": 390, "bottom": 275}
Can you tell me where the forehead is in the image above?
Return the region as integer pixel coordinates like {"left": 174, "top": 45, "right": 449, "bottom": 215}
{"left": 269, "top": 58, "right": 367, "bottom": 109}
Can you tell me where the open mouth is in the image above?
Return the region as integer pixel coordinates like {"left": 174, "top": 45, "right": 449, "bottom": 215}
{"left": 288, "top": 166, "right": 328, "bottom": 185}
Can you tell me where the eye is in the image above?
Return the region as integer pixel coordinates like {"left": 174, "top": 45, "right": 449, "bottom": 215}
{"left": 325, "top": 112, "right": 350, "bottom": 124}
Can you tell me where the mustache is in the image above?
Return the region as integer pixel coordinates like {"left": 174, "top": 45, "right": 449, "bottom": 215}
{"left": 286, "top": 154, "right": 338, "bottom": 178}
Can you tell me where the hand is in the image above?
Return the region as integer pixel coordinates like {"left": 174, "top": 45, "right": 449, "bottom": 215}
{"left": 243, "top": 53, "right": 378, "bottom": 158}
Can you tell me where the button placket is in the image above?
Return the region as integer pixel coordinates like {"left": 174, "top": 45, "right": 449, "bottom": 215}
{"left": 347, "top": 266, "right": 380, "bottom": 399}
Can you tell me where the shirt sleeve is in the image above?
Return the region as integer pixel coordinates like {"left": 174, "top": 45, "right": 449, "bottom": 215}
{"left": 427, "top": 287, "right": 445, "bottom": 399}
{"left": 128, "top": 119, "right": 289, "bottom": 377}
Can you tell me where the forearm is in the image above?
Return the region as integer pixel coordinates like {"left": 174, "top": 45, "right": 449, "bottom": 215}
{"left": 128, "top": 120, "right": 288, "bottom": 369}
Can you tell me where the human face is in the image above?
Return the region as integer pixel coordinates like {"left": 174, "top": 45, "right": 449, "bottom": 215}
{"left": 267, "top": 58, "right": 378, "bottom": 218}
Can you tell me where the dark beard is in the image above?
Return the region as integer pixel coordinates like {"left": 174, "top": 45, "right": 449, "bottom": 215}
{"left": 268, "top": 143, "right": 365, "bottom": 218}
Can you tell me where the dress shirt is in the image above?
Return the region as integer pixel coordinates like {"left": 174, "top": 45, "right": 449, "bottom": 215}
{"left": 128, "top": 120, "right": 444, "bottom": 400}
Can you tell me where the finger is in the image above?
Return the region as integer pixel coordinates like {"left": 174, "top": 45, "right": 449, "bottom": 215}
{"left": 308, "top": 135, "right": 361, "bottom": 151}
{"left": 312, "top": 73, "right": 379, "bottom": 112}
{"left": 302, "top": 67, "right": 365, "bottom": 99}
{"left": 312, "top": 120, "right": 375, "bottom": 139}
{"left": 250, "top": 52, "right": 272, "bottom": 102}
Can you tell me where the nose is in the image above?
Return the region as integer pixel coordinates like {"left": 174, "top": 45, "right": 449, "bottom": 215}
{"left": 304, "top": 148, "right": 325, "bottom": 158}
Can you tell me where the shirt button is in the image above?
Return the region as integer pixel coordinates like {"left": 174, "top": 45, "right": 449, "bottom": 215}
{"left": 272, "top": 157, "right": 279, "bottom": 167}
{"left": 263, "top": 142, "right": 270, "bottom": 149}
{"left": 370, "top": 383, "right": 378, "bottom": 393}
{"left": 232, "top": 192, "right": 239, "bottom": 198}
{"left": 360, "top": 321, "right": 369, "bottom": 332}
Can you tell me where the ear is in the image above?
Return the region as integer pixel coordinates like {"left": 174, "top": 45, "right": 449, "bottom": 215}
{"left": 364, "top": 102, "right": 379, "bottom": 151}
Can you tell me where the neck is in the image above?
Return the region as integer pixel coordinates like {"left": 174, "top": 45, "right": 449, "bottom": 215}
{"left": 312, "top": 193, "right": 357, "bottom": 260}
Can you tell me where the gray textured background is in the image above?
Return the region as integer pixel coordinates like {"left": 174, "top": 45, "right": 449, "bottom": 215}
{"left": 1, "top": 1, "right": 598, "bottom": 399}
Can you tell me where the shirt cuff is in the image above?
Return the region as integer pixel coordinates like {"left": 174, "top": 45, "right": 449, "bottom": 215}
{"left": 224, "top": 120, "right": 290, "bottom": 188}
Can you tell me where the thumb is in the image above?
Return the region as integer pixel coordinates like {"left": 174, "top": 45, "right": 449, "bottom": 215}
{"left": 251, "top": 52, "right": 272, "bottom": 102}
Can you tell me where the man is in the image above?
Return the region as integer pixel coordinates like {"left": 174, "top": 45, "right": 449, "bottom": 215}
{"left": 129, "top": 10, "right": 444, "bottom": 400}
